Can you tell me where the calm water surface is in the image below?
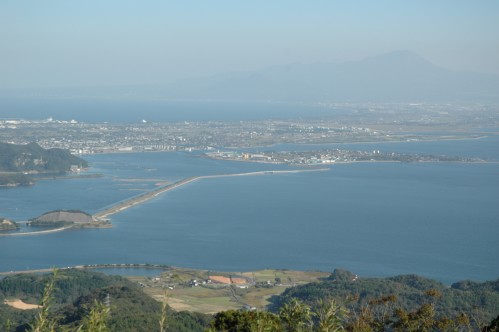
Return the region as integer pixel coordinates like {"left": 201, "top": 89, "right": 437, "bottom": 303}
{"left": 0, "top": 139, "right": 498, "bottom": 284}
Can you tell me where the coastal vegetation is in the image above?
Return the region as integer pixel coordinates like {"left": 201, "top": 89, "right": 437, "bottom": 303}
{"left": 270, "top": 269, "right": 499, "bottom": 329}
{"left": 0, "top": 173, "right": 34, "bottom": 187}
{"left": 0, "top": 217, "right": 19, "bottom": 231}
{"left": 1, "top": 268, "right": 498, "bottom": 331}
{"left": 0, "top": 142, "right": 88, "bottom": 187}
{"left": 0, "top": 270, "right": 210, "bottom": 332}
{"left": 0, "top": 142, "right": 87, "bottom": 173}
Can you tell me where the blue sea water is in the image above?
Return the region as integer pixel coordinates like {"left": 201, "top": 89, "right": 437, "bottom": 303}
{"left": 0, "top": 98, "right": 341, "bottom": 122}
{"left": 0, "top": 139, "right": 498, "bottom": 284}
{"left": 91, "top": 267, "right": 164, "bottom": 277}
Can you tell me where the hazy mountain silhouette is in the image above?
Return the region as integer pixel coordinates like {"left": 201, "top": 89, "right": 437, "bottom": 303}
{"left": 3, "top": 51, "right": 498, "bottom": 102}
{"left": 161, "top": 50, "right": 499, "bottom": 102}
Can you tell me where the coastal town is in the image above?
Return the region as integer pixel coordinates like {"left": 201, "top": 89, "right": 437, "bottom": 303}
{"left": 205, "top": 149, "right": 483, "bottom": 165}
{"left": 0, "top": 102, "right": 494, "bottom": 154}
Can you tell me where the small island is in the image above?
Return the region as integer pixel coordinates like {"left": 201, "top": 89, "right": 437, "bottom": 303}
{"left": 29, "top": 210, "right": 110, "bottom": 229}
{"left": 0, "top": 210, "right": 110, "bottom": 237}
{"left": 0, "top": 217, "right": 19, "bottom": 231}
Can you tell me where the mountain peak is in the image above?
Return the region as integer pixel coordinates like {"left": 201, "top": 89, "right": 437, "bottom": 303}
{"left": 359, "top": 50, "right": 436, "bottom": 69}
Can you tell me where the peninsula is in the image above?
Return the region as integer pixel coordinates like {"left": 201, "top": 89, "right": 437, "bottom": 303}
{"left": 205, "top": 148, "right": 485, "bottom": 166}
{"left": 0, "top": 142, "right": 88, "bottom": 187}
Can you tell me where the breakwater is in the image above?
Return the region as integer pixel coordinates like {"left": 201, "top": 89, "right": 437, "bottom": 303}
{"left": 0, "top": 168, "right": 329, "bottom": 237}
{"left": 93, "top": 168, "right": 329, "bottom": 219}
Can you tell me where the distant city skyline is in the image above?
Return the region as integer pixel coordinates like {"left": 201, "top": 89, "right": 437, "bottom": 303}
{"left": 1, "top": 1, "right": 498, "bottom": 89}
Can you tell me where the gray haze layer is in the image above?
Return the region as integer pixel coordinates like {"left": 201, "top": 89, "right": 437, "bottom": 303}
{"left": 3, "top": 51, "right": 499, "bottom": 103}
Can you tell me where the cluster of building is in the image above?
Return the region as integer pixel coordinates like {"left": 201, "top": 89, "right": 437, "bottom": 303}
{"left": 1, "top": 100, "right": 491, "bottom": 154}
{"left": 206, "top": 148, "right": 482, "bottom": 165}
{"left": 0, "top": 118, "right": 396, "bottom": 154}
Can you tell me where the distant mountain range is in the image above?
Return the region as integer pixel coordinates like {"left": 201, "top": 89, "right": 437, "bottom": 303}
{"left": 160, "top": 50, "right": 499, "bottom": 102}
{"left": 3, "top": 50, "right": 499, "bottom": 102}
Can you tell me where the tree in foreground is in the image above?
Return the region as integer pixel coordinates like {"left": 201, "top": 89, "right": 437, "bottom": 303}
{"left": 29, "top": 270, "right": 58, "bottom": 332}
{"left": 279, "top": 298, "right": 312, "bottom": 332}
{"left": 209, "top": 290, "right": 494, "bottom": 332}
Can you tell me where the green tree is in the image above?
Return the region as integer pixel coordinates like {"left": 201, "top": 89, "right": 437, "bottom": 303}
{"left": 210, "top": 310, "right": 282, "bottom": 332}
{"left": 314, "top": 298, "right": 348, "bottom": 332}
{"left": 279, "top": 298, "right": 312, "bottom": 332}
{"left": 76, "top": 300, "right": 110, "bottom": 332}
{"left": 29, "top": 270, "right": 58, "bottom": 332}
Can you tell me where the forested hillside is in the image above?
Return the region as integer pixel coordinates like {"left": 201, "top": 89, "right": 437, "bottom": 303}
{"left": 1, "top": 269, "right": 498, "bottom": 331}
{"left": 0, "top": 270, "right": 209, "bottom": 332}
{"left": 268, "top": 269, "right": 499, "bottom": 329}
{"left": 0, "top": 142, "right": 87, "bottom": 173}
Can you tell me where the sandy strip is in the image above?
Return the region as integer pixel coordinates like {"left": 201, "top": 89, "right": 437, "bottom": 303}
{"left": 4, "top": 299, "right": 41, "bottom": 310}
{"left": 0, "top": 226, "right": 72, "bottom": 237}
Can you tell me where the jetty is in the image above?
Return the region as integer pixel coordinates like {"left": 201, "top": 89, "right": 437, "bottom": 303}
{"left": 93, "top": 176, "right": 200, "bottom": 219}
{"left": 0, "top": 168, "right": 329, "bottom": 237}
{"left": 93, "top": 168, "right": 329, "bottom": 219}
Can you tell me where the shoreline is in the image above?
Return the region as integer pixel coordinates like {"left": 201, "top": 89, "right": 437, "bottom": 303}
{"left": 205, "top": 155, "right": 497, "bottom": 167}
{"left": 0, "top": 263, "right": 494, "bottom": 286}
{"left": 0, "top": 263, "right": 171, "bottom": 276}
{"left": 0, "top": 225, "right": 73, "bottom": 237}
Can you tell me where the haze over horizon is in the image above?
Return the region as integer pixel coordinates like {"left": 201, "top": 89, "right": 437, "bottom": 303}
{"left": 1, "top": 1, "right": 499, "bottom": 90}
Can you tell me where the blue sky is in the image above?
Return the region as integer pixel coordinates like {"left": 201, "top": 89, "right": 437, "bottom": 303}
{"left": 1, "top": 1, "right": 498, "bottom": 89}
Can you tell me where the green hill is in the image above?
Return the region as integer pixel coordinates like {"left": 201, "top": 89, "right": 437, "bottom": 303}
{"left": 269, "top": 269, "right": 499, "bottom": 325}
{"left": 0, "top": 270, "right": 210, "bottom": 332}
{"left": 0, "top": 142, "right": 87, "bottom": 173}
{"left": 0, "top": 142, "right": 88, "bottom": 187}
{"left": 2, "top": 268, "right": 498, "bottom": 331}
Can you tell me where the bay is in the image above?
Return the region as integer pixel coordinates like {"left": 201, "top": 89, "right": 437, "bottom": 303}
{"left": 0, "top": 139, "right": 498, "bottom": 284}
{"left": 0, "top": 98, "right": 341, "bottom": 122}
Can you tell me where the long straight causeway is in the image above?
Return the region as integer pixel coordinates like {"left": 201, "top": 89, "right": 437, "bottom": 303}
{"left": 93, "top": 168, "right": 329, "bottom": 219}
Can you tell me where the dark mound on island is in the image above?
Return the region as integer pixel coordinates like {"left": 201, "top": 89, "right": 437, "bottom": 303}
{"left": 29, "top": 210, "right": 98, "bottom": 227}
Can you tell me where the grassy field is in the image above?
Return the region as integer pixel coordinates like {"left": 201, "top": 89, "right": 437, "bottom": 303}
{"left": 127, "top": 268, "right": 329, "bottom": 314}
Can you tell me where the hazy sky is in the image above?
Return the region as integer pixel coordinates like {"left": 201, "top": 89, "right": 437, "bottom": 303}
{"left": 1, "top": 1, "right": 498, "bottom": 89}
